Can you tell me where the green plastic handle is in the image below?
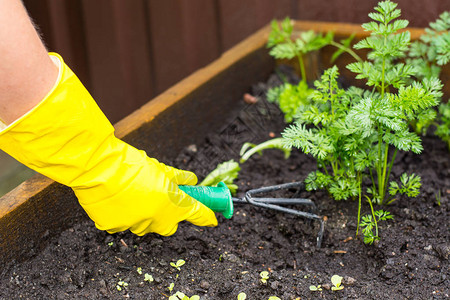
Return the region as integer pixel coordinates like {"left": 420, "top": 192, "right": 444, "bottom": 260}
{"left": 178, "top": 182, "right": 234, "bottom": 219}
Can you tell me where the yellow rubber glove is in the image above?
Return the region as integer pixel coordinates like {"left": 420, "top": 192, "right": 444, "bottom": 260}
{"left": 0, "top": 53, "right": 217, "bottom": 236}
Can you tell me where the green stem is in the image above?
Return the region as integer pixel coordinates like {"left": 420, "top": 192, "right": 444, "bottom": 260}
{"left": 298, "top": 54, "right": 307, "bottom": 83}
{"left": 379, "top": 141, "right": 390, "bottom": 203}
{"left": 356, "top": 172, "right": 362, "bottom": 237}
{"left": 366, "top": 196, "right": 379, "bottom": 238}
{"left": 377, "top": 126, "right": 384, "bottom": 202}
{"left": 383, "top": 148, "right": 398, "bottom": 203}
{"left": 331, "top": 160, "right": 339, "bottom": 177}
{"left": 330, "top": 40, "right": 363, "bottom": 62}
{"left": 286, "top": 37, "right": 307, "bottom": 83}
{"left": 322, "top": 164, "right": 330, "bottom": 176}
{"left": 369, "top": 168, "right": 376, "bottom": 195}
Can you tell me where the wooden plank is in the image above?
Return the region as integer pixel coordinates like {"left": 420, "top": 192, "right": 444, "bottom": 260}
{"left": 217, "top": 0, "right": 292, "bottom": 51}
{"left": 145, "top": 0, "right": 220, "bottom": 94}
{"left": 81, "top": 0, "right": 153, "bottom": 123}
{"left": 294, "top": 0, "right": 450, "bottom": 28}
{"left": 46, "top": 0, "right": 90, "bottom": 91}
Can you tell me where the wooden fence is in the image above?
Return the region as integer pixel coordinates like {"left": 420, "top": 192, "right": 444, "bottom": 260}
{"left": 23, "top": 0, "right": 448, "bottom": 122}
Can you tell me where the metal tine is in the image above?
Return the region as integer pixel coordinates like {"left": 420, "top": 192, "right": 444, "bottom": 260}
{"left": 251, "top": 197, "right": 316, "bottom": 209}
{"left": 247, "top": 181, "right": 317, "bottom": 211}
{"left": 246, "top": 181, "right": 305, "bottom": 196}
{"left": 238, "top": 181, "right": 324, "bottom": 248}
{"left": 246, "top": 198, "right": 324, "bottom": 248}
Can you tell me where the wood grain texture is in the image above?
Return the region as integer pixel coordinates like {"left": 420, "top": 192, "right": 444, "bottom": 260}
{"left": 81, "top": 0, "right": 153, "bottom": 123}
{"left": 294, "top": 0, "right": 450, "bottom": 27}
{"left": 217, "top": 0, "right": 293, "bottom": 51}
{"left": 145, "top": 0, "right": 221, "bottom": 94}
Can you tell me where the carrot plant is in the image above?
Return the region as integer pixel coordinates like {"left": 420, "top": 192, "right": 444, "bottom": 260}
{"left": 251, "top": 0, "right": 444, "bottom": 244}
{"left": 266, "top": 17, "right": 360, "bottom": 122}
{"left": 345, "top": 0, "right": 442, "bottom": 206}
{"left": 407, "top": 11, "right": 450, "bottom": 147}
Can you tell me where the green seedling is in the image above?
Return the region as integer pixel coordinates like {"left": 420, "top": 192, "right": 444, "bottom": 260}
{"left": 388, "top": 173, "right": 421, "bottom": 203}
{"left": 267, "top": 80, "right": 314, "bottom": 123}
{"left": 260, "top": 271, "right": 270, "bottom": 284}
{"left": 199, "top": 159, "right": 240, "bottom": 194}
{"left": 144, "top": 273, "right": 153, "bottom": 282}
{"left": 331, "top": 275, "right": 344, "bottom": 291}
{"left": 170, "top": 259, "right": 186, "bottom": 271}
{"left": 267, "top": 297, "right": 281, "bottom": 300}
{"left": 268, "top": 18, "right": 329, "bottom": 83}
{"left": 240, "top": 138, "right": 291, "bottom": 163}
{"left": 136, "top": 267, "right": 142, "bottom": 275}
{"left": 360, "top": 206, "right": 393, "bottom": 244}
{"left": 261, "top": 0, "right": 444, "bottom": 244}
{"left": 309, "top": 284, "right": 322, "bottom": 291}
{"left": 169, "top": 291, "right": 200, "bottom": 300}
{"left": 107, "top": 242, "right": 113, "bottom": 247}
{"left": 266, "top": 17, "right": 361, "bottom": 122}
{"left": 435, "top": 189, "right": 442, "bottom": 206}
{"left": 116, "top": 280, "right": 128, "bottom": 291}
{"left": 168, "top": 282, "right": 175, "bottom": 293}
{"left": 407, "top": 11, "right": 450, "bottom": 147}
{"left": 237, "top": 293, "right": 247, "bottom": 300}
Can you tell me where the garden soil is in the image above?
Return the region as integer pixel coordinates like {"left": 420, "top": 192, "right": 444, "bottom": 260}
{"left": 0, "top": 67, "right": 449, "bottom": 299}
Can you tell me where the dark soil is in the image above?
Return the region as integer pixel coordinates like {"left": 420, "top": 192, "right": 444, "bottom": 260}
{"left": 1, "top": 67, "right": 449, "bottom": 300}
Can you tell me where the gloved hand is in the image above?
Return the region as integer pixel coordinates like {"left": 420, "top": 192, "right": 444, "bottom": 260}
{"left": 0, "top": 52, "right": 217, "bottom": 236}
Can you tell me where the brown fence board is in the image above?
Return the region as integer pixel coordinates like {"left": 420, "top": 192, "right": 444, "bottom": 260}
{"left": 294, "top": 0, "right": 450, "bottom": 27}
{"left": 145, "top": 0, "right": 221, "bottom": 94}
{"left": 217, "top": 0, "right": 293, "bottom": 51}
{"left": 80, "top": 0, "right": 154, "bottom": 123}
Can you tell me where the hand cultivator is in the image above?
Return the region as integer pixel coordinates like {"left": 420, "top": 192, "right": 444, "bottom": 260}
{"left": 179, "top": 181, "right": 324, "bottom": 247}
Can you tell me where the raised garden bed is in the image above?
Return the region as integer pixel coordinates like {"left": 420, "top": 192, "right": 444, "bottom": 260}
{"left": 0, "top": 20, "right": 449, "bottom": 299}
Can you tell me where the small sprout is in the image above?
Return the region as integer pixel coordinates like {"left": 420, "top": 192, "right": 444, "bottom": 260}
{"left": 331, "top": 275, "right": 344, "bottom": 291}
{"left": 144, "top": 273, "right": 153, "bottom": 282}
{"left": 260, "top": 271, "right": 270, "bottom": 284}
{"left": 268, "top": 297, "right": 281, "bottom": 300}
{"left": 116, "top": 280, "right": 128, "bottom": 291}
{"left": 168, "top": 282, "right": 175, "bottom": 292}
{"left": 309, "top": 285, "right": 322, "bottom": 291}
{"left": 237, "top": 292, "right": 247, "bottom": 300}
{"left": 169, "top": 291, "right": 199, "bottom": 300}
{"left": 136, "top": 267, "right": 142, "bottom": 275}
{"left": 107, "top": 242, "right": 113, "bottom": 247}
{"left": 435, "top": 189, "right": 441, "bottom": 206}
{"left": 170, "top": 259, "right": 186, "bottom": 271}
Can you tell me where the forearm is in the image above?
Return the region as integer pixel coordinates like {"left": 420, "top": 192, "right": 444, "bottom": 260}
{"left": 0, "top": 0, "right": 58, "bottom": 124}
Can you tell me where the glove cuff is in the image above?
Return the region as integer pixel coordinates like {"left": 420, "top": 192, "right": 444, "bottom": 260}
{"left": 0, "top": 52, "right": 63, "bottom": 133}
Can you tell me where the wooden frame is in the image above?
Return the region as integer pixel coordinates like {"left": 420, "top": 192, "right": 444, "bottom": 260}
{"left": 1, "top": 21, "right": 440, "bottom": 264}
